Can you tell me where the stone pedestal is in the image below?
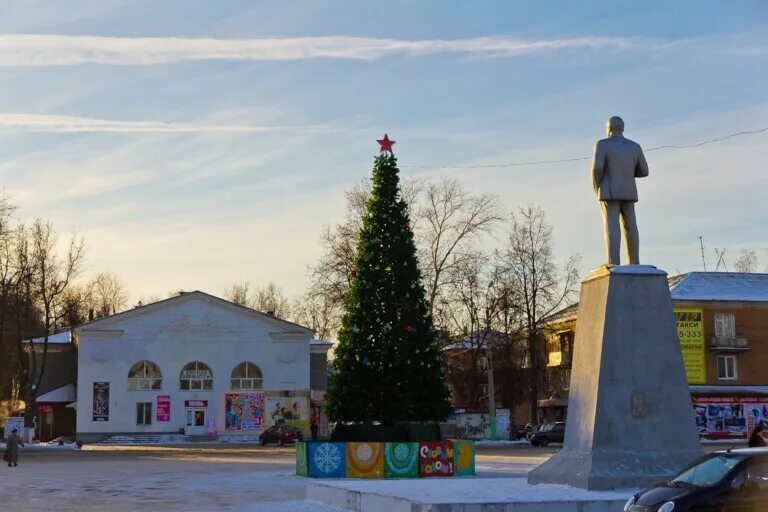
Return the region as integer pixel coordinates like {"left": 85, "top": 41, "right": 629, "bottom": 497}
{"left": 528, "top": 265, "right": 701, "bottom": 490}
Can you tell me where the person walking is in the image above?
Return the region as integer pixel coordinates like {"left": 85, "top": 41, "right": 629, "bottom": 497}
{"left": 4, "top": 428, "right": 24, "bottom": 467}
{"left": 310, "top": 419, "right": 319, "bottom": 440}
{"left": 749, "top": 424, "right": 766, "bottom": 447}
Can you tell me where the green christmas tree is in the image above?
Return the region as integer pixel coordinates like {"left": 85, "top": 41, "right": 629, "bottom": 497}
{"left": 326, "top": 135, "right": 451, "bottom": 426}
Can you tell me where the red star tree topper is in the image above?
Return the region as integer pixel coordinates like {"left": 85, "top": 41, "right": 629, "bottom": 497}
{"left": 377, "top": 134, "right": 395, "bottom": 154}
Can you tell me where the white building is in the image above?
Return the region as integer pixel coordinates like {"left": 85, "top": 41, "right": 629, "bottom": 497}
{"left": 75, "top": 291, "right": 328, "bottom": 442}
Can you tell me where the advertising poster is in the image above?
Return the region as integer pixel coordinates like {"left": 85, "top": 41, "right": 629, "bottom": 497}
{"left": 92, "top": 382, "right": 110, "bottom": 421}
{"left": 693, "top": 396, "right": 768, "bottom": 439}
{"left": 265, "top": 396, "right": 308, "bottom": 430}
{"left": 156, "top": 395, "right": 171, "bottom": 422}
{"left": 224, "top": 392, "right": 264, "bottom": 431}
{"left": 675, "top": 308, "right": 706, "bottom": 384}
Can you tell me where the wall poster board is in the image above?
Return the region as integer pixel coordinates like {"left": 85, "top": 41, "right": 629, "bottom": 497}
{"left": 224, "top": 392, "right": 264, "bottom": 431}
{"left": 693, "top": 396, "right": 768, "bottom": 439}
{"left": 92, "top": 382, "right": 109, "bottom": 421}
{"left": 265, "top": 396, "right": 308, "bottom": 431}
{"left": 156, "top": 395, "right": 171, "bottom": 422}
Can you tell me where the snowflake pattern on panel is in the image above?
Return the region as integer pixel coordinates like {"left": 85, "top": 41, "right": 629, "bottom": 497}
{"left": 314, "top": 443, "right": 342, "bottom": 474}
{"left": 394, "top": 443, "right": 409, "bottom": 462}
{"left": 356, "top": 443, "right": 373, "bottom": 461}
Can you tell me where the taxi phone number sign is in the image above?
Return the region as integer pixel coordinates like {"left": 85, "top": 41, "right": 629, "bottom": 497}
{"left": 675, "top": 308, "right": 706, "bottom": 384}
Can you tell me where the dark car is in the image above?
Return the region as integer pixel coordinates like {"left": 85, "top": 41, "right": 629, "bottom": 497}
{"left": 259, "top": 425, "right": 303, "bottom": 446}
{"left": 513, "top": 423, "right": 533, "bottom": 441}
{"left": 530, "top": 422, "right": 565, "bottom": 447}
{"left": 624, "top": 448, "right": 768, "bottom": 512}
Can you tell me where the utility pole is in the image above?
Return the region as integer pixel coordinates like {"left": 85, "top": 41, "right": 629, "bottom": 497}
{"left": 485, "top": 281, "right": 497, "bottom": 440}
{"left": 486, "top": 331, "right": 497, "bottom": 440}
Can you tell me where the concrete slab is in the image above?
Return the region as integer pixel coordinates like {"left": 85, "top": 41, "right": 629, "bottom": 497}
{"left": 306, "top": 477, "right": 635, "bottom": 512}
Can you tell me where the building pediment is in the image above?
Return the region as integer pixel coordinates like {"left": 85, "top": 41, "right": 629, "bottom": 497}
{"left": 77, "top": 290, "right": 313, "bottom": 339}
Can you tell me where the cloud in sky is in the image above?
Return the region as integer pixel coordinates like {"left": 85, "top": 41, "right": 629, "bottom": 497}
{"left": 0, "top": 34, "right": 664, "bottom": 66}
{"left": 0, "top": 112, "right": 335, "bottom": 133}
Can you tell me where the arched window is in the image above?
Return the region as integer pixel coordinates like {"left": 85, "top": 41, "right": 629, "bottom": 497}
{"left": 128, "top": 361, "right": 162, "bottom": 390}
{"left": 180, "top": 361, "right": 213, "bottom": 390}
{"left": 230, "top": 362, "right": 263, "bottom": 390}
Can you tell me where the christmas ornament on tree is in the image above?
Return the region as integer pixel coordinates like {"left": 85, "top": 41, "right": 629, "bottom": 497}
{"left": 325, "top": 136, "right": 451, "bottom": 426}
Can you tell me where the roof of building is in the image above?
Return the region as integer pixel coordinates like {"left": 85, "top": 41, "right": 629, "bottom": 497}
{"left": 37, "top": 383, "right": 76, "bottom": 403}
{"left": 442, "top": 330, "right": 509, "bottom": 351}
{"left": 24, "top": 331, "right": 73, "bottom": 345}
{"left": 670, "top": 272, "right": 768, "bottom": 302}
{"left": 77, "top": 290, "right": 315, "bottom": 334}
{"left": 546, "top": 271, "right": 768, "bottom": 325}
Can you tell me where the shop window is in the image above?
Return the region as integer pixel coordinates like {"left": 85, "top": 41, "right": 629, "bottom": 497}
{"left": 128, "top": 361, "right": 162, "bottom": 390}
{"left": 136, "top": 402, "right": 152, "bottom": 425}
{"left": 180, "top": 361, "right": 213, "bottom": 390}
{"left": 230, "top": 362, "right": 263, "bottom": 390}
{"left": 715, "top": 313, "right": 736, "bottom": 338}
{"left": 716, "top": 355, "right": 737, "bottom": 380}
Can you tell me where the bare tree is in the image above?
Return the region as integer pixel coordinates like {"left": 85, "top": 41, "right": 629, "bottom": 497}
{"left": 0, "top": 195, "right": 20, "bottom": 404}
{"left": 291, "top": 291, "right": 337, "bottom": 340}
{"left": 88, "top": 272, "right": 128, "bottom": 318}
{"left": 24, "top": 219, "right": 85, "bottom": 428}
{"left": 253, "top": 282, "right": 291, "bottom": 318}
{"left": 496, "top": 205, "right": 579, "bottom": 424}
{"left": 224, "top": 282, "right": 253, "bottom": 307}
{"left": 734, "top": 249, "right": 759, "bottom": 273}
{"left": 418, "top": 179, "right": 504, "bottom": 321}
{"left": 442, "top": 253, "right": 501, "bottom": 408}
{"left": 56, "top": 285, "right": 92, "bottom": 327}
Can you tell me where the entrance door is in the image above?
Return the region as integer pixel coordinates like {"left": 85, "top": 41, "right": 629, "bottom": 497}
{"left": 185, "top": 408, "right": 206, "bottom": 436}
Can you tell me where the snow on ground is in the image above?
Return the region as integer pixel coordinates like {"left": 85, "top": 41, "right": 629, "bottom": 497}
{"left": 474, "top": 439, "right": 530, "bottom": 447}
{"left": 312, "top": 477, "right": 636, "bottom": 504}
{"left": 0, "top": 441, "right": 79, "bottom": 450}
{"left": 238, "top": 500, "right": 345, "bottom": 512}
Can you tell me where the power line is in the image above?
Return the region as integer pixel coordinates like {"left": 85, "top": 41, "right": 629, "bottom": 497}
{"left": 401, "top": 126, "right": 768, "bottom": 170}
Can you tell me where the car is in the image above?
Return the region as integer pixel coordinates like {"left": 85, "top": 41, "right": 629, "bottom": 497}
{"left": 259, "top": 425, "right": 303, "bottom": 446}
{"left": 513, "top": 423, "right": 533, "bottom": 441}
{"left": 624, "top": 448, "right": 768, "bottom": 512}
{"left": 529, "top": 422, "right": 565, "bottom": 447}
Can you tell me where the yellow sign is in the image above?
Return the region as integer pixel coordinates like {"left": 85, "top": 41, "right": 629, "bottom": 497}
{"left": 675, "top": 308, "right": 706, "bottom": 384}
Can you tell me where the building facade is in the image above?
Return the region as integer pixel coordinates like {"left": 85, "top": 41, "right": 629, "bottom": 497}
{"left": 543, "top": 272, "right": 768, "bottom": 439}
{"left": 75, "top": 291, "right": 329, "bottom": 443}
{"left": 24, "top": 331, "right": 78, "bottom": 442}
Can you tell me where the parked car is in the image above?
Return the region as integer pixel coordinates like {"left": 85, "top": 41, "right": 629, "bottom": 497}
{"left": 513, "top": 423, "right": 533, "bottom": 441}
{"left": 625, "top": 448, "right": 768, "bottom": 511}
{"left": 529, "top": 422, "right": 565, "bottom": 447}
{"left": 259, "top": 425, "right": 303, "bottom": 446}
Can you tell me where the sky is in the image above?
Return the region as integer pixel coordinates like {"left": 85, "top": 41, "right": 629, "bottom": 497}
{"left": 0, "top": 1, "right": 766, "bottom": 304}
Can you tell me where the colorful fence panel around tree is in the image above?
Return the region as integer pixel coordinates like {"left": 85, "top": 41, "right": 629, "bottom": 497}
{"left": 346, "top": 442, "right": 384, "bottom": 478}
{"left": 418, "top": 441, "right": 454, "bottom": 477}
{"left": 452, "top": 439, "right": 476, "bottom": 476}
{"left": 384, "top": 442, "right": 419, "bottom": 478}
{"left": 298, "top": 440, "right": 473, "bottom": 479}
{"left": 295, "top": 441, "right": 308, "bottom": 476}
{"left": 308, "top": 441, "right": 346, "bottom": 478}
